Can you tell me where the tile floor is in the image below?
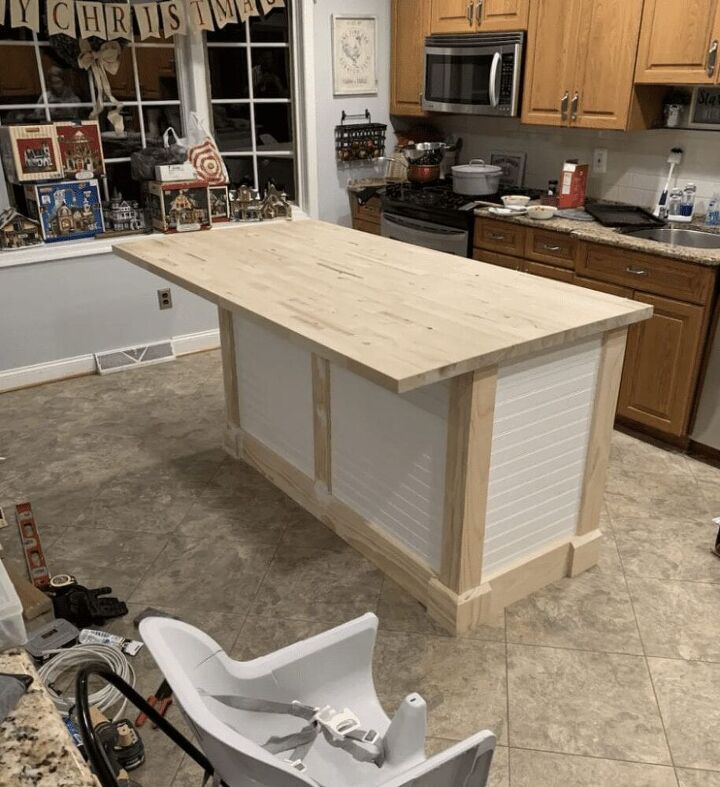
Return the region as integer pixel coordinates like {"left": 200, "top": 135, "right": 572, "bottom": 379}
{"left": 1, "top": 350, "right": 719, "bottom": 787}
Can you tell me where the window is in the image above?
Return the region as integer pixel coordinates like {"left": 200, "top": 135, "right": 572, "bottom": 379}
{"left": 0, "top": 25, "right": 182, "bottom": 203}
{"left": 206, "top": 6, "right": 296, "bottom": 200}
{"left": 0, "top": 1, "right": 304, "bottom": 222}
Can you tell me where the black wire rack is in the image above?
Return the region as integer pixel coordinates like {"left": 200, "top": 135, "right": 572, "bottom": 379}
{"left": 335, "top": 110, "right": 387, "bottom": 165}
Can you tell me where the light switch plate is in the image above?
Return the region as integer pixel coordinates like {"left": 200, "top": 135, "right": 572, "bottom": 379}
{"left": 592, "top": 148, "right": 608, "bottom": 175}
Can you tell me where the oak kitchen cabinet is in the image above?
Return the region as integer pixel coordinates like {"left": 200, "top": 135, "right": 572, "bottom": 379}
{"left": 635, "top": 0, "right": 720, "bottom": 84}
{"left": 391, "top": 0, "right": 431, "bottom": 116}
{"left": 429, "top": 0, "right": 529, "bottom": 34}
{"left": 522, "top": 0, "right": 644, "bottom": 130}
{"left": 349, "top": 193, "right": 382, "bottom": 236}
{"left": 474, "top": 216, "right": 718, "bottom": 440}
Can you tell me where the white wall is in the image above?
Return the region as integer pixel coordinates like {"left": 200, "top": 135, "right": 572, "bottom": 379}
{"left": 312, "top": 0, "right": 395, "bottom": 226}
{"left": 426, "top": 115, "right": 720, "bottom": 215}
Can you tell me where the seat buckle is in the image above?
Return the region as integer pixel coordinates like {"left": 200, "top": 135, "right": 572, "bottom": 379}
{"left": 284, "top": 758, "right": 307, "bottom": 773}
{"left": 361, "top": 729, "right": 380, "bottom": 745}
{"left": 325, "top": 709, "right": 361, "bottom": 738}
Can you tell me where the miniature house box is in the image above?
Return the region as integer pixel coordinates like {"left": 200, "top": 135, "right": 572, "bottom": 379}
{"left": 146, "top": 180, "right": 211, "bottom": 233}
{"left": 0, "top": 124, "right": 63, "bottom": 183}
{"left": 103, "top": 191, "right": 145, "bottom": 234}
{"left": 55, "top": 121, "right": 106, "bottom": 179}
{"left": 24, "top": 180, "right": 104, "bottom": 242}
{"left": 0, "top": 208, "right": 42, "bottom": 250}
{"left": 209, "top": 185, "right": 230, "bottom": 223}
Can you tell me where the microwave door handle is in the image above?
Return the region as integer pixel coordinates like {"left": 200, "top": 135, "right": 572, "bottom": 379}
{"left": 489, "top": 51, "right": 502, "bottom": 108}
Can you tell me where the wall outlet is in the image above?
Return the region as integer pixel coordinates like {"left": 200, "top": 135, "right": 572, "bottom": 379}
{"left": 157, "top": 288, "right": 173, "bottom": 310}
{"left": 592, "top": 148, "right": 608, "bottom": 175}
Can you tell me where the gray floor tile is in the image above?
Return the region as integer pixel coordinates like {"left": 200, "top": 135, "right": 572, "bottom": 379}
{"left": 507, "top": 643, "right": 670, "bottom": 764}
{"left": 509, "top": 748, "right": 678, "bottom": 787}
{"left": 628, "top": 577, "right": 720, "bottom": 662}
{"left": 676, "top": 768, "right": 720, "bottom": 787}
{"left": 649, "top": 657, "right": 720, "bottom": 771}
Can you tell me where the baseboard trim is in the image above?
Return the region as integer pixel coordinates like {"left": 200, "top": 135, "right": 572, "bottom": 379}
{"left": 0, "top": 328, "right": 220, "bottom": 393}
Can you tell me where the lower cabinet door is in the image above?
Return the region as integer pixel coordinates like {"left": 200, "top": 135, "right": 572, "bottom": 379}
{"left": 617, "top": 292, "right": 707, "bottom": 437}
{"left": 526, "top": 261, "right": 574, "bottom": 283}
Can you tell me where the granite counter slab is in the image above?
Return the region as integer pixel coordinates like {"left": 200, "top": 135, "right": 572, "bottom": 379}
{"left": 0, "top": 650, "right": 99, "bottom": 787}
{"left": 474, "top": 207, "right": 720, "bottom": 268}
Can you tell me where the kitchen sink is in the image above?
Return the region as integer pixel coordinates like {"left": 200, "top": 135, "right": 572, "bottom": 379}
{"left": 621, "top": 227, "right": 720, "bottom": 249}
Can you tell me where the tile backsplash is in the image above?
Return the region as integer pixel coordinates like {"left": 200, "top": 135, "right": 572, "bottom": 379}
{"left": 408, "top": 116, "right": 720, "bottom": 214}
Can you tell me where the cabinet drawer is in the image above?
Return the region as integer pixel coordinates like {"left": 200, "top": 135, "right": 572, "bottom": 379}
{"left": 472, "top": 248, "right": 525, "bottom": 271}
{"left": 525, "top": 228, "right": 578, "bottom": 269}
{"left": 578, "top": 243, "right": 715, "bottom": 305}
{"left": 526, "top": 261, "right": 574, "bottom": 283}
{"left": 351, "top": 195, "right": 382, "bottom": 224}
{"left": 474, "top": 218, "right": 526, "bottom": 256}
{"left": 354, "top": 218, "right": 381, "bottom": 236}
{"left": 574, "top": 275, "right": 633, "bottom": 298}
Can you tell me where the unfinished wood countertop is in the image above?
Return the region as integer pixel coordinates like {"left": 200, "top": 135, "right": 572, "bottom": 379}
{"left": 114, "top": 220, "right": 651, "bottom": 392}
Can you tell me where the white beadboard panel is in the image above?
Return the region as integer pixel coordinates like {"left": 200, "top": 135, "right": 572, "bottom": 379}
{"left": 234, "top": 315, "right": 315, "bottom": 478}
{"left": 331, "top": 366, "right": 448, "bottom": 570}
{"left": 483, "top": 337, "right": 602, "bottom": 576}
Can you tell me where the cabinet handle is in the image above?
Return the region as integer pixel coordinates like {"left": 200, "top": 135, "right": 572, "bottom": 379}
{"left": 542, "top": 244, "right": 562, "bottom": 252}
{"left": 467, "top": 0, "right": 474, "bottom": 25}
{"left": 476, "top": 0, "right": 483, "bottom": 24}
{"left": 489, "top": 232, "right": 507, "bottom": 241}
{"left": 571, "top": 92, "right": 580, "bottom": 122}
{"left": 626, "top": 265, "right": 648, "bottom": 276}
{"left": 708, "top": 39, "right": 719, "bottom": 77}
{"left": 560, "top": 92, "right": 569, "bottom": 121}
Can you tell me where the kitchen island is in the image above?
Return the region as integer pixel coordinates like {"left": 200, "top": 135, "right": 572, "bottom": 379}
{"left": 115, "top": 221, "right": 651, "bottom": 634}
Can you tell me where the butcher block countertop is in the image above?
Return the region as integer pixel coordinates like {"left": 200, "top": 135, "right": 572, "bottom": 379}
{"left": 114, "top": 220, "right": 651, "bottom": 393}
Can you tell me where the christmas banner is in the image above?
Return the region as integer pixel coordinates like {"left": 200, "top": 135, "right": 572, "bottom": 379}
{"left": 0, "top": 0, "right": 285, "bottom": 39}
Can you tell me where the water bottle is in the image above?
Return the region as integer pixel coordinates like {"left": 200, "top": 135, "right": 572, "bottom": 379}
{"left": 706, "top": 194, "right": 720, "bottom": 227}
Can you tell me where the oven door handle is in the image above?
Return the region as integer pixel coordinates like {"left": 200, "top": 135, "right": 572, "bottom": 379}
{"left": 383, "top": 214, "right": 467, "bottom": 236}
{"left": 489, "top": 52, "right": 502, "bottom": 108}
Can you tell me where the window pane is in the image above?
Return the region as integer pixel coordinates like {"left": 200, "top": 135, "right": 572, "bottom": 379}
{"left": 251, "top": 48, "right": 289, "bottom": 98}
{"left": 105, "top": 161, "right": 143, "bottom": 203}
{"left": 249, "top": 8, "right": 290, "bottom": 43}
{"left": 99, "top": 106, "right": 143, "bottom": 158}
{"left": 0, "top": 45, "right": 41, "bottom": 104}
{"left": 0, "top": 28, "right": 35, "bottom": 42}
{"left": 206, "top": 24, "right": 247, "bottom": 43}
{"left": 254, "top": 104, "right": 292, "bottom": 150}
{"left": 41, "top": 48, "right": 92, "bottom": 103}
{"left": 143, "top": 105, "right": 183, "bottom": 145}
{"left": 106, "top": 47, "right": 137, "bottom": 102}
{"left": 258, "top": 156, "right": 294, "bottom": 200}
{"left": 208, "top": 49, "right": 249, "bottom": 99}
{"left": 137, "top": 48, "right": 179, "bottom": 101}
{"left": 1, "top": 108, "right": 46, "bottom": 124}
{"left": 224, "top": 156, "right": 254, "bottom": 188}
{"left": 213, "top": 104, "right": 252, "bottom": 152}
{"left": 49, "top": 105, "right": 93, "bottom": 123}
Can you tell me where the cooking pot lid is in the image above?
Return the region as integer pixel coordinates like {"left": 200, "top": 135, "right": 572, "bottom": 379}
{"left": 452, "top": 159, "right": 503, "bottom": 175}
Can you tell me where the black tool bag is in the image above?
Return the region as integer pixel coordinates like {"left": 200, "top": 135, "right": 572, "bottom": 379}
{"left": 130, "top": 127, "right": 187, "bottom": 181}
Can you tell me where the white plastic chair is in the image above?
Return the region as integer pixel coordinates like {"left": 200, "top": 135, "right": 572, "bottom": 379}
{"left": 140, "top": 613, "right": 496, "bottom": 787}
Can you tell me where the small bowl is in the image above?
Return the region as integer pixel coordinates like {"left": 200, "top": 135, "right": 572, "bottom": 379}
{"left": 501, "top": 195, "right": 532, "bottom": 207}
{"left": 526, "top": 205, "right": 558, "bottom": 221}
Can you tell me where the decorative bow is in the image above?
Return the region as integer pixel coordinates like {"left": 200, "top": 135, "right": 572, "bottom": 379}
{"left": 78, "top": 39, "right": 125, "bottom": 136}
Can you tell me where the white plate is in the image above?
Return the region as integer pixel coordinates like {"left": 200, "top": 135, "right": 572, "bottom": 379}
{"left": 488, "top": 206, "right": 528, "bottom": 216}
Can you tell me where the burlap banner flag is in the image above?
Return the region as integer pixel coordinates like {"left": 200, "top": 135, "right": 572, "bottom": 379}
{"left": 0, "top": 0, "right": 271, "bottom": 38}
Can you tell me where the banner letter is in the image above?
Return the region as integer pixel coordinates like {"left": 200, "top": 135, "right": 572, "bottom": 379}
{"left": 160, "top": 0, "right": 186, "bottom": 36}
{"left": 105, "top": 3, "right": 131, "bottom": 39}
{"left": 235, "top": 0, "right": 256, "bottom": 22}
{"left": 209, "top": 0, "right": 235, "bottom": 27}
{"left": 47, "top": 0, "right": 75, "bottom": 35}
{"left": 0, "top": 0, "right": 7, "bottom": 25}
{"left": 77, "top": 1, "right": 107, "bottom": 37}
{"left": 10, "top": 0, "right": 39, "bottom": 31}
{"left": 259, "top": 0, "right": 284, "bottom": 13}
{"left": 186, "top": 0, "right": 213, "bottom": 30}
{"left": 134, "top": 1, "right": 161, "bottom": 39}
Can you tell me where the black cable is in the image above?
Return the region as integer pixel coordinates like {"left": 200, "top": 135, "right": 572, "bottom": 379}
{"left": 75, "top": 666, "right": 214, "bottom": 787}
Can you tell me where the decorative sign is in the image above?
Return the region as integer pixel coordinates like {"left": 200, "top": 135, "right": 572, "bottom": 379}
{"left": 332, "top": 15, "right": 377, "bottom": 97}
{"left": 489, "top": 152, "right": 527, "bottom": 189}
{"left": 689, "top": 87, "right": 720, "bottom": 130}
{"left": 0, "top": 0, "right": 284, "bottom": 39}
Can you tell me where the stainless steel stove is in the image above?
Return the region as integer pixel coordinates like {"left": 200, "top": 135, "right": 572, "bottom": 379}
{"left": 381, "top": 180, "right": 541, "bottom": 257}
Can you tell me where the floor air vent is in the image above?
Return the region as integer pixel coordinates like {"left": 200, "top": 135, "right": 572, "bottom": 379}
{"left": 95, "top": 341, "right": 175, "bottom": 375}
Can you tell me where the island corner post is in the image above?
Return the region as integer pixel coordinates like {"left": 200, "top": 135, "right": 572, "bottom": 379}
{"left": 217, "top": 309, "right": 629, "bottom": 636}
{"left": 114, "top": 220, "right": 649, "bottom": 636}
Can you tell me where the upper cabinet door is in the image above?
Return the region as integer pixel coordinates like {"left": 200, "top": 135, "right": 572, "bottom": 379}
{"left": 430, "top": 0, "right": 476, "bottom": 33}
{"left": 571, "top": 0, "right": 644, "bottom": 129}
{"left": 477, "top": 0, "right": 529, "bottom": 31}
{"left": 521, "top": 0, "right": 581, "bottom": 126}
{"left": 635, "top": 0, "right": 720, "bottom": 84}
{"left": 391, "top": 0, "right": 432, "bottom": 116}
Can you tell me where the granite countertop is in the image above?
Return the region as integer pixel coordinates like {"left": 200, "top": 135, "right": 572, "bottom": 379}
{"left": 0, "top": 650, "right": 99, "bottom": 787}
{"left": 474, "top": 206, "right": 720, "bottom": 268}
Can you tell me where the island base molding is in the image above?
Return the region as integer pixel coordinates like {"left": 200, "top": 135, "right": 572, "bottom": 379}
{"left": 224, "top": 425, "right": 603, "bottom": 635}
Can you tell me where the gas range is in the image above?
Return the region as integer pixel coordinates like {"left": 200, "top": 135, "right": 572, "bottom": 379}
{"left": 381, "top": 180, "right": 543, "bottom": 256}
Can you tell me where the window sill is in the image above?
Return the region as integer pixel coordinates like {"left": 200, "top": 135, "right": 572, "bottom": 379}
{"left": 0, "top": 209, "right": 308, "bottom": 270}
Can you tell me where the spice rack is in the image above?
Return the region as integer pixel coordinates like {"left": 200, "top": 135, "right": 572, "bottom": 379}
{"left": 335, "top": 110, "right": 387, "bottom": 166}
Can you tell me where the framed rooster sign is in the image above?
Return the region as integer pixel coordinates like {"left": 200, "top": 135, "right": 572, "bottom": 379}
{"left": 332, "top": 15, "right": 378, "bottom": 96}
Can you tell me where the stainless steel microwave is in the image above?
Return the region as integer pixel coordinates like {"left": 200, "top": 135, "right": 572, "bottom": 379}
{"left": 422, "top": 32, "right": 524, "bottom": 116}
